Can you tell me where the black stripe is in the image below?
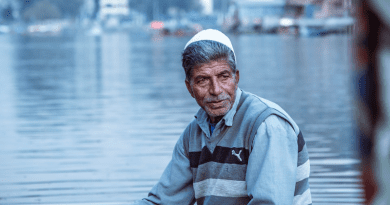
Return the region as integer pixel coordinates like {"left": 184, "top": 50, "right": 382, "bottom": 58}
{"left": 189, "top": 151, "right": 201, "bottom": 168}
{"left": 298, "top": 131, "right": 306, "bottom": 153}
{"left": 189, "top": 146, "right": 249, "bottom": 168}
{"left": 294, "top": 177, "right": 309, "bottom": 196}
{"left": 197, "top": 196, "right": 251, "bottom": 205}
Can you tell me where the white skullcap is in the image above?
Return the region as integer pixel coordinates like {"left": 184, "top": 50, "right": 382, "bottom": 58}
{"left": 184, "top": 29, "right": 236, "bottom": 61}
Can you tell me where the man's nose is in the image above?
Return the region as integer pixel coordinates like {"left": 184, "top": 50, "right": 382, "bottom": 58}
{"left": 209, "top": 78, "right": 223, "bottom": 96}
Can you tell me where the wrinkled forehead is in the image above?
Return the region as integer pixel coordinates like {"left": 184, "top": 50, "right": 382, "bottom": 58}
{"left": 190, "top": 60, "right": 236, "bottom": 81}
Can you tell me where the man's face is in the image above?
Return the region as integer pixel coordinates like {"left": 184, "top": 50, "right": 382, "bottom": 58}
{"left": 185, "top": 60, "right": 239, "bottom": 123}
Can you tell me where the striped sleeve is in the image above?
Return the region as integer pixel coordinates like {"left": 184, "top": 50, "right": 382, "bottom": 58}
{"left": 138, "top": 131, "right": 196, "bottom": 205}
{"left": 293, "top": 131, "right": 312, "bottom": 205}
{"left": 246, "top": 115, "right": 298, "bottom": 204}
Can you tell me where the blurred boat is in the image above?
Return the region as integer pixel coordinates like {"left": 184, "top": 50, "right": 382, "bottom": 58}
{"left": 294, "top": 16, "right": 354, "bottom": 36}
{"left": 87, "top": 22, "right": 103, "bottom": 36}
{"left": 0, "top": 25, "right": 11, "bottom": 34}
{"left": 223, "top": 0, "right": 285, "bottom": 33}
{"left": 26, "top": 20, "right": 68, "bottom": 36}
{"left": 281, "top": 0, "right": 355, "bottom": 36}
{"left": 148, "top": 19, "right": 203, "bottom": 37}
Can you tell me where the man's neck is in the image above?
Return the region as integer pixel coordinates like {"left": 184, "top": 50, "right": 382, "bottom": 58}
{"left": 209, "top": 116, "right": 223, "bottom": 124}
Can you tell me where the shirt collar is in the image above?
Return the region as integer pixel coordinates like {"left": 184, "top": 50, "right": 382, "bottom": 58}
{"left": 195, "top": 88, "right": 242, "bottom": 127}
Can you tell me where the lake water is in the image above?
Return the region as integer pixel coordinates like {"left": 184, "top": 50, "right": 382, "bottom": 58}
{"left": 0, "top": 31, "right": 363, "bottom": 204}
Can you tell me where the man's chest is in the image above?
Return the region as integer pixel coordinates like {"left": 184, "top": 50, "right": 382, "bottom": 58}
{"left": 188, "top": 132, "right": 250, "bottom": 200}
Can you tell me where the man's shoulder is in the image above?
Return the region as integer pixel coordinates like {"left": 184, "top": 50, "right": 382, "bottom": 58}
{"left": 241, "top": 90, "right": 281, "bottom": 110}
{"left": 240, "top": 90, "right": 299, "bottom": 134}
{"left": 176, "top": 118, "right": 199, "bottom": 154}
{"left": 183, "top": 118, "right": 198, "bottom": 133}
{"left": 241, "top": 90, "right": 290, "bottom": 116}
{"left": 239, "top": 90, "right": 271, "bottom": 114}
{"left": 180, "top": 117, "right": 201, "bottom": 141}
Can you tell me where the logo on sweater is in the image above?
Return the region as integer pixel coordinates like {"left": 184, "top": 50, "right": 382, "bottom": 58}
{"left": 232, "top": 150, "right": 242, "bottom": 161}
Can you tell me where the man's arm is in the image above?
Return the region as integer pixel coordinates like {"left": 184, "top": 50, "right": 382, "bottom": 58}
{"left": 135, "top": 132, "right": 195, "bottom": 205}
{"left": 246, "top": 115, "right": 298, "bottom": 204}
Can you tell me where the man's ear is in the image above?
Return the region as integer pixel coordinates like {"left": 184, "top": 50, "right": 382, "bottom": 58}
{"left": 185, "top": 80, "right": 195, "bottom": 98}
{"left": 235, "top": 70, "right": 240, "bottom": 85}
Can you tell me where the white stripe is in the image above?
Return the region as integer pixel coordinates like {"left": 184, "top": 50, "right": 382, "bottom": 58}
{"left": 293, "top": 188, "right": 312, "bottom": 205}
{"left": 296, "top": 159, "right": 311, "bottom": 182}
{"left": 193, "top": 178, "right": 247, "bottom": 199}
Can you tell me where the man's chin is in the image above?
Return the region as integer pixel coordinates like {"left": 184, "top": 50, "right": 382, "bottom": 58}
{"left": 205, "top": 108, "right": 229, "bottom": 119}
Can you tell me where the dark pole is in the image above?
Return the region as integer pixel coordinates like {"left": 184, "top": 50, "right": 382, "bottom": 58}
{"left": 93, "top": 0, "right": 99, "bottom": 19}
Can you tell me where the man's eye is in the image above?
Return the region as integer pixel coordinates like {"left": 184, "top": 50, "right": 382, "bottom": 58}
{"left": 221, "top": 74, "right": 230, "bottom": 79}
{"left": 197, "top": 78, "right": 206, "bottom": 84}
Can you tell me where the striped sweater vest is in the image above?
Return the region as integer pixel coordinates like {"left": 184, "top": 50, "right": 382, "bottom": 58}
{"left": 183, "top": 91, "right": 311, "bottom": 205}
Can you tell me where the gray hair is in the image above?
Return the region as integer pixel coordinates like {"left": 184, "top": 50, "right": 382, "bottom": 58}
{"left": 182, "top": 40, "right": 237, "bottom": 82}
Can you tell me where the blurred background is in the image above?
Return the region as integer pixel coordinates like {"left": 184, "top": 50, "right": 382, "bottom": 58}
{"left": 0, "top": 0, "right": 362, "bottom": 204}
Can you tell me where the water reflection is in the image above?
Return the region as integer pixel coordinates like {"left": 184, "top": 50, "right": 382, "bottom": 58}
{"left": 0, "top": 32, "right": 362, "bottom": 204}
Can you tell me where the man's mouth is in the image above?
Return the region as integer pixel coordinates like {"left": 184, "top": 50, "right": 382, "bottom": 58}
{"left": 208, "top": 100, "right": 225, "bottom": 107}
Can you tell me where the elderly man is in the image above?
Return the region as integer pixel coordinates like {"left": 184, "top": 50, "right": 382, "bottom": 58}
{"left": 136, "top": 29, "right": 311, "bottom": 205}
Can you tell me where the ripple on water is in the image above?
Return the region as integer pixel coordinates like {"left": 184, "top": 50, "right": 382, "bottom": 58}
{"left": 0, "top": 33, "right": 361, "bottom": 204}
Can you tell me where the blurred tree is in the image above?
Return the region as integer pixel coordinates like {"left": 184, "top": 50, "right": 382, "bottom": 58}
{"left": 53, "top": 0, "right": 83, "bottom": 17}
{"left": 1, "top": 5, "right": 13, "bottom": 21}
{"left": 93, "top": 0, "right": 99, "bottom": 19}
{"left": 23, "top": 0, "right": 61, "bottom": 21}
{"left": 19, "top": 0, "right": 83, "bottom": 21}
{"left": 20, "top": 0, "right": 34, "bottom": 12}
{"left": 19, "top": 0, "right": 202, "bottom": 22}
{"left": 129, "top": 0, "right": 202, "bottom": 20}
